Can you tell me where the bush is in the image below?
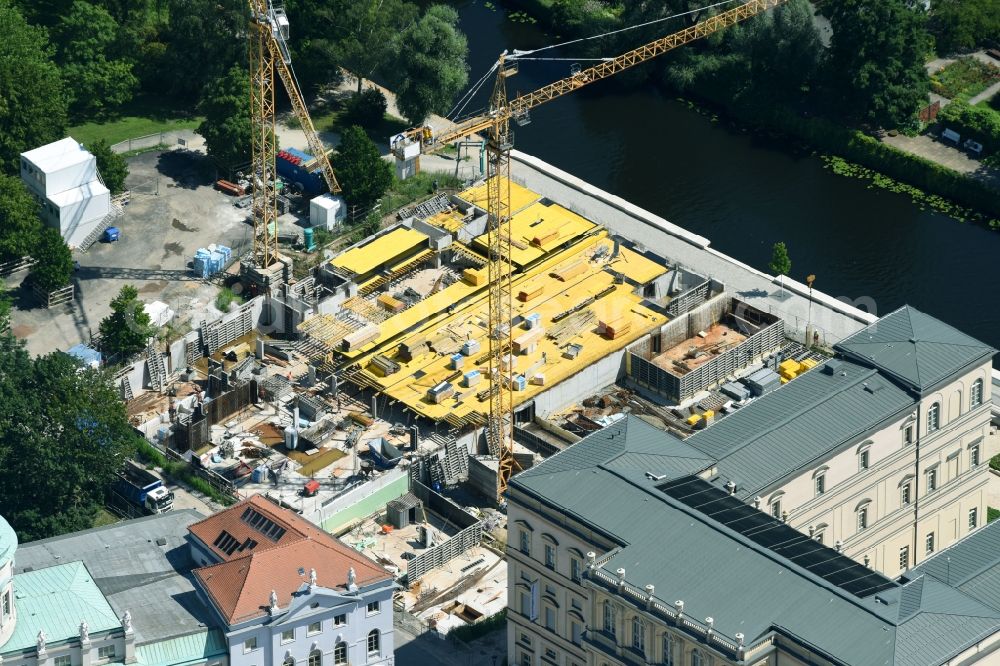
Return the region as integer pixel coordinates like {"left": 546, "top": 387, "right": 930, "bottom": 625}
{"left": 938, "top": 99, "right": 1000, "bottom": 153}
{"left": 449, "top": 609, "right": 506, "bottom": 643}
{"left": 215, "top": 286, "right": 242, "bottom": 312}
{"left": 134, "top": 440, "right": 167, "bottom": 467}
{"left": 991, "top": 453, "right": 1000, "bottom": 472}
{"left": 990, "top": 507, "right": 1000, "bottom": 524}
{"left": 342, "top": 88, "right": 388, "bottom": 129}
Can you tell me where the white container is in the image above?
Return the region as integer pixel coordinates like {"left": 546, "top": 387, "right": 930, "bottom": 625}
{"left": 310, "top": 194, "right": 346, "bottom": 230}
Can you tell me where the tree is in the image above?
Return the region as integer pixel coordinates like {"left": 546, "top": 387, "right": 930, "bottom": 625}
{"left": 0, "top": 284, "right": 11, "bottom": 332}
{"left": 0, "top": 333, "right": 137, "bottom": 541}
{"left": 0, "top": 175, "right": 42, "bottom": 262}
{"left": 929, "top": 0, "right": 1000, "bottom": 54}
{"left": 769, "top": 241, "right": 792, "bottom": 296}
{"left": 53, "top": 1, "right": 138, "bottom": 120}
{"left": 30, "top": 227, "right": 73, "bottom": 292}
{"left": 332, "top": 125, "right": 393, "bottom": 210}
{"left": 393, "top": 5, "right": 469, "bottom": 125}
{"left": 0, "top": 1, "right": 68, "bottom": 172}
{"left": 161, "top": 0, "right": 247, "bottom": 101}
{"left": 198, "top": 66, "right": 252, "bottom": 169}
{"left": 825, "top": 0, "right": 931, "bottom": 129}
{"left": 88, "top": 140, "right": 129, "bottom": 194}
{"left": 98, "top": 284, "right": 155, "bottom": 360}
{"left": 342, "top": 87, "right": 388, "bottom": 129}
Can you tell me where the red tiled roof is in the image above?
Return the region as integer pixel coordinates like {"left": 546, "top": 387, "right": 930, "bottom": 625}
{"left": 189, "top": 495, "right": 390, "bottom": 625}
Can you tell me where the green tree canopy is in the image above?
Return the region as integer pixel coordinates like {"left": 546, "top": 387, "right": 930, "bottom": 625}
{"left": 332, "top": 125, "right": 393, "bottom": 210}
{"left": 0, "top": 333, "right": 137, "bottom": 541}
{"left": 826, "top": 0, "right": 930, "bottom": 129}
{"left": 53, "top": 1, "right": 138, "bottom": 120}
{"left": 0, "top": 0, "right": 68, "bottom": 172}
{"left": 30, "top": 227, "right": 73, "bottom": 292}
{"left": 393, "top": 5, "right": 469, "bottom": 125}
{"left": 930, "top": 0, "right": 1000, "bottom": 54}
{"left": 161, "top": 0, "right": 247, "bottom": 101}
{"left": 98, "top": 284, "right": 155, "bottom": 360}
{"left": 88, "top": 139, "right": 129, "bottom": 194}
{"left": 769, "top": 241, "right": 792, "bottom": 277}
{"left": 0, "top": 175, "right": 42, "bottom": 262}
{"left": 198, "top": 66, "right": 252, "bottom": 169}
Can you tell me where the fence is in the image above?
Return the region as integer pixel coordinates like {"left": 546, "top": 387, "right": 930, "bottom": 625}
{"left": 110, "top": 131, "right": 194, "bottom": 155}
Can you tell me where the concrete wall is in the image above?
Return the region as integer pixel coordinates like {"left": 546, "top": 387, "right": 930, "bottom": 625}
{"left": 320, "top": 469, "right": 408, "bottom": 534}
{"left": 533, "top": 349, "right": 627, "bottom": 419}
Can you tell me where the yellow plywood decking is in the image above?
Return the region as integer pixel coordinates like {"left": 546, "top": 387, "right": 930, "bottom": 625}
{"left": 347, "top": 231, "right": 668, "bottom": 422}
{"left": 471, "top": 201, "right": 597, "bottom": 268}
{"left": 606, "top": 245, "right": 669, "bottom": 284}
{"left": 458, "top": 178, "right": 539, "bottom": 214}
{"left": 330, "top": 227, "right": 427, "bottom": 276}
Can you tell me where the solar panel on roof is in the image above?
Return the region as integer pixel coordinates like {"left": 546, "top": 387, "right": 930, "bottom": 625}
{"left": 658, "top": 477, "right": 897, "bottom": 598}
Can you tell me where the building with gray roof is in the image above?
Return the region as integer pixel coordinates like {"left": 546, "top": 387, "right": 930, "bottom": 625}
{"left": 505, "top": 415, "right": 1000, "bottom": 666}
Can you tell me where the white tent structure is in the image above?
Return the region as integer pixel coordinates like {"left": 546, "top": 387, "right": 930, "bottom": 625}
{"left": 20, "top": 137, "right": 111, "bottom": 249}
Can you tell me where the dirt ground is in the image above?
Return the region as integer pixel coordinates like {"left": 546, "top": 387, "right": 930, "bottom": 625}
{"left": 651, "top": 322, "right": 746, "bottom": 375}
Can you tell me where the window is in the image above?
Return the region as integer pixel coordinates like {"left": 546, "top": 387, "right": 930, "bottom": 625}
{"left": 971, "top": 444, "right": 981, "bottom": 468}
{"left": 770, "top": 499, "right": 781, "bottom": 520}
{"left": 691, "top": 650, "right": 703, "bottom": 666}
{"left": 927, "top": 468, "right": 938, "bottom": 492}
{"left": 519, "top": 632, "right": 531, "bottom": 646}
{"left": 603, "top": 601, "right": 616, "bottom": 638}
{"left": 544, "top": 544, "right": 556, "bottom": 570}
{"left": 570, "top": 556, "right": 582, "bottom": 583}
{"left": 308, "top": 621, "right": 321, "bottom": 635}
{"left": 859, "top": 448, "right": 871, "bottom": 471}
{"left": 926, "top": 532, "right": 935, "bottom": 555}
{"left": 99, "top": 646, "right": 117, "bottom": 660}
{"left": 2, "top": 590, "right": 9, "bottom": 616}
{"left": 815, "top": 473, "right": 826, "bottom": 496}
{"left": 334, "top": 613, "right": 346, "bottom": 627}
{"left": 899, "top": 545, "right": 909, "bottom": 571}
{"left": 971, "top": 379, "right": 984, "bottom": 409}
{"left": 367, "top": 630, "right": 380, "bottom": 656}
{"left": 281, "top": 629, "right": 294, "bottom": 644}
{"left": 334, "top": 644, "right": 347, "bottom": 666}
{"left": 519, "top": 530, "right": 531, "bottom": 555}
{"left": 927, "top": 403, "right": 941, "bottom": 433}
{"left": 544, "top": 648, "right": 557, "bottom": 660}
{"left": 904, "top": 425, "right": 914, "bottom": 445}
{"left": 857, "top": 505, "right": 869, "bottom": 531}
{"left": 55, "top": 657, "right": 71, "bottom": 666}
{"left": 631, "top": 617, "right": 645, "bottom": 654}
{"left": 520, "top": 654, "right": 531, "bottom": 666}
{"left": 970, "top": 508, "right": 979, "bottom": 530}
{"left": 901, "top": 482, "right": 912, "bottom": 506}
{"left": 243, "top": 638, "right": 257, "bottom": 653}
{"left": 308, "top": 649, "right": 320, "bottom": 666}
{"left": 367, "top": 600, "right": 381, "bottom": 615}
{"left": 519, "top": 589, "right": 531, "bottom": 616}
{"left": 662, "top": 633, "right": 674, "bottom": 666}
{"left": 544, "top": 605, "right": 556, "bottom": 631}
{"left": 571, "top": 619, "right": 583, "bottom": 646}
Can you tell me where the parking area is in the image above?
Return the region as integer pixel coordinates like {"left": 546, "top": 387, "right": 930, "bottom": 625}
{"left": 7, "top": 148, "right": 250, "bottom": 356}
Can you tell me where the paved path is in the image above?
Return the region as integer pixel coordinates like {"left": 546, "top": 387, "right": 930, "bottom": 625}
{"left": 882, "top": 133, "right": 1000, "bottom": 190}
{"left": 926, "top": 50, "right": 998, "bottom": 75}
{"left": 969, "top": 80, "right": 1000, "bottom": 107}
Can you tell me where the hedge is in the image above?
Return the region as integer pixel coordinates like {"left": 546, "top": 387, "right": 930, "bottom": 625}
{"left": 449, "top": 609, "right": 507, "bottom": 643}
{"left": 938, "top": 100, "right": 1000, "bottom": 153}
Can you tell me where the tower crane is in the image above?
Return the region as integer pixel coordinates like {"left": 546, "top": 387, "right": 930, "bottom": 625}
{"left": 247, "top": 1, "right": 340, "bottom": 274}
{"left": 406, "top": 0, "right": 789, "bottom": 502}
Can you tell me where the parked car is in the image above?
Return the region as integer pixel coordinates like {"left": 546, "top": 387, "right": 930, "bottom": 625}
{"left": 102, "top": 226, "right": 121, "bottom": 242}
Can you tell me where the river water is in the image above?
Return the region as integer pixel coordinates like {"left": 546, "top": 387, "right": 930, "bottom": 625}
{"left": 453, "top": 0, "right": 1000, "bottom": 353}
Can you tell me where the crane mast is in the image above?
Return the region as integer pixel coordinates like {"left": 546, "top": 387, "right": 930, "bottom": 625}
{"left": 247, "top": 1, "right": 340, "bottom": 272}
{"left": 423, "top": 0, "right": 789, "bottom": 503}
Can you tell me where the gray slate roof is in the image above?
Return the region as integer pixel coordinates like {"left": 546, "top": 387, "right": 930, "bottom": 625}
{"left": 510, "top": 416, "right": 1000, "bottom": 665}
{"left": 910, "top": 520, "right": 1000, "bottom": 612}
{"left": 685, "top": 356, "right": 914, "bottom": 498}
{"left": 835, "top": 306, "right": 994, "bottom": 393}
{"left": 15, "top": 510, "right": 212, "bottom": 646}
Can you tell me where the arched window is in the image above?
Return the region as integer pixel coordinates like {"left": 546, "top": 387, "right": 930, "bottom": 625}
{"left": 333, "top": 642, "right": 347, "bottom": 665}
{"left": 856, "top": 500, "right": 871, "bottom": 531}
{"left": 813, "top": 466, "right": 829, "bottom": 496}
{"left": 631, "top": 616, "right": 645, "bottom": 654}
{"left": 927, "top": 403, "right": 941, "bottom": 433}
{"left": 971, "top": 379, "right": 984, "bottom": 409}
{"left": 691, "top": 649, "right": 703, "bottom": 666}
{"left": 662, "top": 633, "right": 674, "bottom": 666}
{"left": 857, "top": 441, "right": 872, "bottom": 471}
{"left": 308, "top": 650, "right": 321, "bottom": 666}
{"left": 367, "top": 630, "right": 380, "bottom": 656}
{"left": 603, "top": 600, "right": 616, "bottom": 638}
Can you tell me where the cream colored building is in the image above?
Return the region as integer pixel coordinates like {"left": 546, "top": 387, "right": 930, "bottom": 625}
{"left": 505, "top": 306, "right": 1000, "bottom": 665}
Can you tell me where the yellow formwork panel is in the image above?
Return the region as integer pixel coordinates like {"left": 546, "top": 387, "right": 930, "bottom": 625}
{"left": 351, "top": 233, "right": 667, "bottom": 423}
{"left": 458, "top": 178, "right": 539, "bottom": 214}
{"left": 426, "top": 209, "right": 466, "bottom": 233}
{"left": 606, "top": 244, "right": 669, "bottom": 284}
{"left": 330, "top": 227, "right": 427, "bottom": 276}
{"left": 470, "top": 201, "right": 597, "bottom": 268}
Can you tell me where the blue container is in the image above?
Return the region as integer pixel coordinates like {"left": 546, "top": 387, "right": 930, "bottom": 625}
{"left": 525, "top": 313, "right": 541, "bottom": 329}
{"left": 251, "top": 466, "right": 266, "bottom": 483}
{"left": 217, "top": 245, "right": 232, "bottom": 261}
{"left": 512, "top": 375, "right": 527, "bottom": 391}
{"left": 449, "top": 353, "right": 464, "bottom": 370}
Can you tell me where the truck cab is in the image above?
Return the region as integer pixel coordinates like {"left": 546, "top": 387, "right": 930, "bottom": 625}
{"left": 117, "top": 460, "right": 175, "bottom": 514}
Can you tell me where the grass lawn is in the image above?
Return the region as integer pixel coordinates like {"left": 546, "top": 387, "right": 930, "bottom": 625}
{"left": 92, "top": 507, "right": 121, "bottom": 528}
{"left": 931, "top": 57, "right": 1000, "bottom": 100}
{"left": 380, "top": 172, "right": 463, "bottom": 214}
{"left": 70, "top": 94, "right": 203, "bottom": 147}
